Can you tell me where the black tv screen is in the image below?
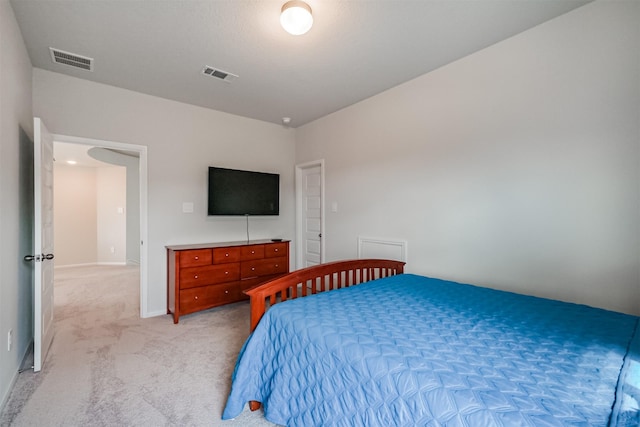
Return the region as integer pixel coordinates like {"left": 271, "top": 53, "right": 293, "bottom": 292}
{"left": 208, "top": 167, "right": 280, "bottom": 216}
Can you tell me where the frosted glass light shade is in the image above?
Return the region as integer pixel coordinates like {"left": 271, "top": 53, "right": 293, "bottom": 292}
{"left": 280, "top": 1, "right": 313, "bottom": 35}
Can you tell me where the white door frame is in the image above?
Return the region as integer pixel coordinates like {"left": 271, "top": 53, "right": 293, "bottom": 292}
{"left": 295, "top": 160, "right": 325, "bottom": 270}
{"left": 53, "top": 133, "right": 149, "bottom": 318}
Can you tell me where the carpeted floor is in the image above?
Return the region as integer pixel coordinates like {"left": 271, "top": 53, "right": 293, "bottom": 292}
{"left": 0, "top": 265, "right": 278, "bottom": 427}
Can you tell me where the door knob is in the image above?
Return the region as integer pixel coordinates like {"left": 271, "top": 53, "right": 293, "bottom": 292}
{"left": 24, "top": 254, "right": 54, "bottom": 262}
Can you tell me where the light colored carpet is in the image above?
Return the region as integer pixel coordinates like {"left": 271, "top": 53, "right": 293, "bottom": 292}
{"left": 0, "top": 265, "right": 278, "bottom": 427}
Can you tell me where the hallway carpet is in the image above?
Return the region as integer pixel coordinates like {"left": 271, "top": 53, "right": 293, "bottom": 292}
{"left": 0, "top": 265, "right": 277, "bottom": 426}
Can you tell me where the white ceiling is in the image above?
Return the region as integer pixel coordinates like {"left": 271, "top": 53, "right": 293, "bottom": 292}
{"left": 11, "top": 0, "right": 590, "bottom": 128}
{"left": 54, "top": 142, "right": 112, "bottom": 168}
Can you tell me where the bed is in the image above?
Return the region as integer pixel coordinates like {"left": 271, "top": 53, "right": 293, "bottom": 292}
{"left": 222, "top": 259, "right": 640, "bottom": 426}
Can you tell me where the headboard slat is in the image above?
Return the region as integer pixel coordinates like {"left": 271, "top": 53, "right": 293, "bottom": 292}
{"left": 245, "top": 259, "right": 405, "bottom": 332}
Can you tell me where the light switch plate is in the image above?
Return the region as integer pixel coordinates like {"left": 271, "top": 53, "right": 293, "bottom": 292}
{"left": 182, "top": 202, "right": 194, "bottom": 213}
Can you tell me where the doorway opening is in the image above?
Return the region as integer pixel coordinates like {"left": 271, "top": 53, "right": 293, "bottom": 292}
{"left": 52, "top": 134, "right": 148, "bottom": 317}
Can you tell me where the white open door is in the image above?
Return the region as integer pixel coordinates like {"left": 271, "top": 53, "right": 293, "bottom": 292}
{"left": 33, "top": 117, "right": 55, "bottom": 372}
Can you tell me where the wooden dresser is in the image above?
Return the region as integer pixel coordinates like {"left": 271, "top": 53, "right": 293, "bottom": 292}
{"left": 167, "top": 239, "right": 289, "bottom": 323}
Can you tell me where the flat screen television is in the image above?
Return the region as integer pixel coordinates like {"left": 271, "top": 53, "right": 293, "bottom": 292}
{"left": 208, "top": 167, "right": 280, "bottom": 216}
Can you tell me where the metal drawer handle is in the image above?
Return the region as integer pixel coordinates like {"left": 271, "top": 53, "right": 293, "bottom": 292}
{"left": 225, "top": 290, "right": 229, "bottom": 294}
{"left": 194, "top": 275, "right": 198, "bottom": 279}
{"left": 275, "top": 264, "right": 279, "bottom": 268}
{"left": 194, "top": 296, "right": 199, "bottom": 300}
{"left": 195, "top": 256, "right": 199, "bottom": 260}
{"left": 251, "top": 250, "right": 255, "bottom": 254}
{"left": 225, "top": 271, "right": 229, "bottom": 275}
{"left": 251, "top": 267, "right": 255, "bottom": 271}
{"left": 225, "top": 253, "right": 229, "bottom": 257}
{"left": 275, "top": 249, "right": 278, "bottom": 252}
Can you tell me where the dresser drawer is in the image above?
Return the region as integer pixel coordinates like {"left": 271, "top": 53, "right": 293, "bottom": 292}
{"left": 213, "top": 247, "right": 241, "bottom": 264}
{"left": 179, "top": 282, "right": 242, "bottom": 315}
{"left": 179, "top": 249, "right": 212, "bottom": 267}
{"left": 240, "top": 244, "right": 265, "bottom": 260}
{"left": 265, "top": 242, "right": 287, "bottom": 258}
{"left": 241, "top": 256, "right": 288, "bottom": 278}
{"left": 179, "top": 263, "right": 240, "bottom": 289}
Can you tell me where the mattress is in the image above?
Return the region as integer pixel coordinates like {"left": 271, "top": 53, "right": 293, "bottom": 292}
{"left": 223, "top": 274, "right": 639, "bottom": 426}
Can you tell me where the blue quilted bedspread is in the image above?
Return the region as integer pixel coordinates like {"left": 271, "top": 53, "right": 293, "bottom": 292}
{"left": 222, "top": 274, "right": 639, "bottom": 426}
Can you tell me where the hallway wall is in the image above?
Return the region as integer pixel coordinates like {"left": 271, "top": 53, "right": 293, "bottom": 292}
{"left": 54, "top": 163, "right": 126, "bottom": 266}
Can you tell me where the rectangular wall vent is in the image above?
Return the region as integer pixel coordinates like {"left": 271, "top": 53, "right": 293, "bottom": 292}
{"left": 49, "top": 47, "right": 94, "bottom": 71}
{"left": 202, "top": 66, "right": 238, "bottom": 83}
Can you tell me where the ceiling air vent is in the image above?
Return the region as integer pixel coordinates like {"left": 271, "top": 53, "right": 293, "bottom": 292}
{"left": 202, "top": 66, "right": 238, "bottom": 83}
{"left": 49, "top": 47, "right": 94, "bottom": 71}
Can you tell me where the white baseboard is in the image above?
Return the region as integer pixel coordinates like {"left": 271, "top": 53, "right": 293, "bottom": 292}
{"left": 55, "top": 262, "right": 127, "bottom": 269}
{"left": 0, "top": 371, "right": 16, "bottom": 418}
{"left": 55, "top": 262, "right": 97, "bottom": 269}
{"left": 0, "top": 342, "right": 33, "bottom": 415}
{"left": 142, "top": 309, "right": 168, "bottom": 319}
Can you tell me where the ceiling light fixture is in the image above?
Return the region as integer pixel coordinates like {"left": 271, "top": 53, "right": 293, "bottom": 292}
{"left": 280, "top": 1, "right": 313, "bottom": 36}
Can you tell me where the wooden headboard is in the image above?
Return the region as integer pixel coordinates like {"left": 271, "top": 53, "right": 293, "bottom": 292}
{"left": 244, "top": 259, "right": 406, "bottom": 332}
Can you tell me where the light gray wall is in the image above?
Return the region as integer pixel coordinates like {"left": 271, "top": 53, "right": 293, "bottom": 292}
{"left": 0, "top": 0, "right": 34, "bottom": 410}
{"left": 96, "top": 166, "right": 127, "bottom": 264}
{"left": 53, "top": 164, "right": 98, "bottom": 265}
{"left": 53, "top": 163, "right": 128, "bottom": 266}
{"left": 33, "top": 69, "right": 297, "bottom": 316}
{"left": 296, "top": 1, "right": 640, "bottom": 315}
{"left": 89, "top": 147, "right": 140, "bottom": 264}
